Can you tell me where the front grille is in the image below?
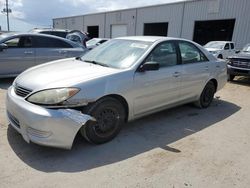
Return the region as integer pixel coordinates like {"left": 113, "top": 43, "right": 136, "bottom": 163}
{"left": 14, "top": 85, "right": 32, "bottom": 98}
{"left": 7, "top": 111, "right": 20, "bottom": 128}
{"left": 230, "top": 58, "right": 250, "bottom": 69}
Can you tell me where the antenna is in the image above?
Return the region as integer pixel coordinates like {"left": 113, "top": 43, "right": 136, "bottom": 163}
{"left": 2, "top": 0, "right": 12, "bottom": 31}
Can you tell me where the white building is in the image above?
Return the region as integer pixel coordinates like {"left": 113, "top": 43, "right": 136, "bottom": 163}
{"left": 53, "top": 0, "right": 250, "bottom": 48}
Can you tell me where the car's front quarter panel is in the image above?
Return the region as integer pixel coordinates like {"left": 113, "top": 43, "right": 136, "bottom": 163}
{"left": 72, "top": 70, "right": 135, "bottom": 118}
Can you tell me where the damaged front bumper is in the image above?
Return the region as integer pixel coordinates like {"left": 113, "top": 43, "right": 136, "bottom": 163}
{"left": 6, "top": 86, "right": 95, "bottom": 149}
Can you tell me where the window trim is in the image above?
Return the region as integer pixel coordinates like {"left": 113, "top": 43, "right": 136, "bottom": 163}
{"left": 177, "top": 41, "right": 209, "bottom": 65}
{"left": 136, "top": 40, "right": 181, "bottom": 72}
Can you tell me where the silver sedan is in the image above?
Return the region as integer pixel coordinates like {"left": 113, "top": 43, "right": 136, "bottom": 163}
{"left": 0, "top": 33, "right": 87, "bottom": 78}
{"left": 6, "top": 36, "right": 227, "bottom": 149}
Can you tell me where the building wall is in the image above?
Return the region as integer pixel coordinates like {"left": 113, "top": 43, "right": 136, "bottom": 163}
{"left": 181, "top": 0, "right": 250, "bottom": 48}
{"left": 105, "top": 9, "right": 137, "bottom": 37}
{"left": 53, "top": 0, "right": 250, "bottom": 48}
{"left": 53, "top": 16, "right": 84, "bottom": 30}
{"left": 83, "top": 13, "right": 105, "bottom": 37}
{"left": 136, "top": 3, "right": 184, "bottom": 37}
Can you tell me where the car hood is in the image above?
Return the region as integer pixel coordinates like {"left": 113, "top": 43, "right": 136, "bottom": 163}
{"left": 205, "top": 48, "right": 221, "bottom": 52}
{"left": 228, "top": 52, "right": 250, "bottom": 59}
{"left": 14, "top": 58, "right": 122, "bottom": 91}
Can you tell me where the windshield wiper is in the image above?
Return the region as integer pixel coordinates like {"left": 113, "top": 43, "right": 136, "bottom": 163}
{"left": 83, "top": 60, "right": 110, "bottom": 67}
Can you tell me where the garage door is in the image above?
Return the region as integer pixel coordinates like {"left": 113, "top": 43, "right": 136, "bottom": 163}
{"left": 111, "top": 25, "right": 127, "bottom": 38}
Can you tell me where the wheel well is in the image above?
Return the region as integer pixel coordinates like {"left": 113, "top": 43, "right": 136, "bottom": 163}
{"left": 101, "top": 94, "right": 129, "bottom": 122}
{"left": 210, "top": 79, "right": 218, "bottom": 91}
{"left": 218, "top": 54, "right": 223, "bottom": 58}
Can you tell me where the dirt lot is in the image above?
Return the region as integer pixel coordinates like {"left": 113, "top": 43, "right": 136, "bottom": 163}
{"left": 1, "top": 77, "right": 250, "bottom": 188}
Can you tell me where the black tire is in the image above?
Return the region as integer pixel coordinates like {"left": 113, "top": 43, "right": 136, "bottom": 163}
{"left": 227, "top": 74, "right": 235, "bottom": 81}
{"left": 195, "top": 81, "right": 216, "bottom": 108}
{"left": 218, "top": 54, "right": 223, "bottom": 59}
{"left": 80, "top": 97, "right": 125, "bottom": 144}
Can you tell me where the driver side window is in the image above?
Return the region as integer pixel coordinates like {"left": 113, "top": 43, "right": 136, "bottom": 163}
{"left": 145, "top": 41, "right": 177, "bottom": 68}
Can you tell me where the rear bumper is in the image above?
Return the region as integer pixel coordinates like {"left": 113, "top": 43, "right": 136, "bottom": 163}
{"left": 227, "top": 65, "right": 250, "bottom": 77}
{"left": 6, "top": 86, "right": 94, "bottom": 149}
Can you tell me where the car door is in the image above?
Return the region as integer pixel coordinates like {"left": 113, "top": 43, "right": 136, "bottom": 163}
{"left": 133, "top": 41, "right": 182, "bottom": 116}
{"left": 229, "top": 43, "right": 235, "bottom": 56}
{"left": 223, "top": 43, "right": 230, "bottom": 58}
{"left": 0, "top": 36, "right": 35, "bottom": 76}
{"left": 33, "top": 36, "right": 74, "bottom": 65}
{"left": 177, "top": 41, "right": 211, "bottom": 101}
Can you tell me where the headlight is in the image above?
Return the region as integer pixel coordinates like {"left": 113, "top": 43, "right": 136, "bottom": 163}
{"left": 27, "top": 88, "right": 80, "bottom": 105}
{"left": 226, "top": 58, "right": 232, "bottom": 65}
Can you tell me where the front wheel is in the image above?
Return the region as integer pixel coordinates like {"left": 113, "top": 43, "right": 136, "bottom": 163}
{"left": 80, "top": 97, "right": 126, "bottom": 144}
{"left": 195, "top": 81, "right": 216, "bottom": 108}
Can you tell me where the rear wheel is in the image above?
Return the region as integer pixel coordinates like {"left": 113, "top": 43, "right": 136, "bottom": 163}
{"left": 80, "top": 97, "right": 125, "bottom": 144}
{"left": 195, "top": 81, "right": 216, "bottom": 108}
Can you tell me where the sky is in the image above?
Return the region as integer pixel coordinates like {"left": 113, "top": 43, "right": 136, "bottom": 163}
{"left": 0, "top": 0, "right": 184, "bottom": 29}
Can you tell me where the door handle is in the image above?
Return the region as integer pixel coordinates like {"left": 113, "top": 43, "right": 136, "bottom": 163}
{"left": 24, "top": 51, "right": 33, "bottom": 54}
{"left": 59, "top": 50, "right": 67, "bottom": 54}
{"left": 173, "top": 72, "right": 181, "bottom": 77}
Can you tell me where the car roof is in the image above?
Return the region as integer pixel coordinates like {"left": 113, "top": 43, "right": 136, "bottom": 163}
{"left": 207, "top": 41, "right": 234, "bottom": 43}
{"left": 117, "top": 36, "right": 197, "bottom": 43}
{"left": 0, "top": 32, "right": 82, "bottom": 48}
{"left": 31, "top": 28, "right": 70, "bottom": 32}
{"left": 1, "top": 32, "right": 68, "bottom": 39}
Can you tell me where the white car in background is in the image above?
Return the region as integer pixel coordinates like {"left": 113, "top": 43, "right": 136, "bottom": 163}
{"left": 86, "top": 38, "right": 109, "bottom": 50}
{"left": 204, "top": 41, "right": 235, "bottom": 59}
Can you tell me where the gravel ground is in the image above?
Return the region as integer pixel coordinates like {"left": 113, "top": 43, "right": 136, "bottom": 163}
{"left": 1, "top": 77, "right": 250, "bottom": 188}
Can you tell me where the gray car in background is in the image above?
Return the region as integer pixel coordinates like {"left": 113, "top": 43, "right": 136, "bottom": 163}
{"left": 0, "top": 33, "right": 87, "bottom": 78}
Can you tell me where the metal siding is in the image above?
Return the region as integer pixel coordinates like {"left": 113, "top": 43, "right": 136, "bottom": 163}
{"left": 105, "top": 9, "right": 136, "bottom": 38}
{"left": 53, "top": 0, "right": 250, "bottom": 48}
{"left": 66, "top": 16, "right": 84, "bottom": 30}
{"left": 84, "top": 14, "right": 105, "bottom": 37}
{"left": 181, "top": 0, "right": 250, "bottom": 48}
{"left": 136, "top": 3, "right": 184, "bottom": 37}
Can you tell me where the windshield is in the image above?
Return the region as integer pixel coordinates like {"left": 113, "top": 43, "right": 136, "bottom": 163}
{"left": 204, "top": 42, "right": 225, "bottom": 49}
{"left": 81, "top": 39, "right": 152, "bottom": 69}
{"left": 242, "top": 44, "right": 250, "bottom": 52}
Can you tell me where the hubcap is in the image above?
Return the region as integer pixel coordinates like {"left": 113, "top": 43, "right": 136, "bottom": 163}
{"left": 94, "top": 108, "right": 120, "bottom": 137}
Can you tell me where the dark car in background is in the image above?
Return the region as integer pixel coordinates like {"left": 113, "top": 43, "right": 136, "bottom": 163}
{"left": 0, "top": 33, "right": 87, "bottom": 78}
{"left": 227, "top": 43, "right": 250, "bottom": 81}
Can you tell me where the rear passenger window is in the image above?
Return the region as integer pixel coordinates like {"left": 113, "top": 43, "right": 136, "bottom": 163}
{"left": 145, "top": 41, "right": 177, "bottom": 67}
{"left": 179, "top": 42, "right": 208, "bottom": 64}
{"left": 34, "top": 36, "right": 73, "bottom": 48}
{"left": 230, "top": 43, "right": 234, "bottom": 49}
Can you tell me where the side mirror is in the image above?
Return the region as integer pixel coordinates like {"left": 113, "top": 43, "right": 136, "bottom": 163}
{"left": 96, "top": 42, "right": 101, "bottom": 46}
{"left": 235, "top": 50, "right": 240, "bottom": 54}
{"left": 138, "top": 61, "right": 159, "bottom": 72}
{"left": 0, "top": 43, "right": 8, "bottom": 51}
